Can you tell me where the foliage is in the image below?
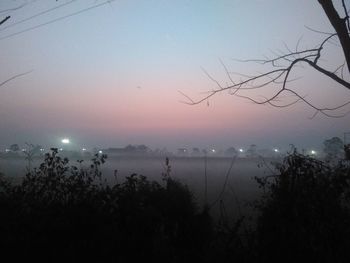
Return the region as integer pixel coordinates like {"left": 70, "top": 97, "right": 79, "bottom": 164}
{"left": 254, "top": 150, "right": 350, "bottom": 263}
{"left": 345, "top": 144, "right": 350, "bottom": 160}
{"left": 323, "top": 136, "right": 344, "bottom": 161}
{"left": 2, "top": 148, "right": 350, "bottom": 262}
{"left": 0, "top": 149, "right": 213, "bottom": 262}
{"left": 9, "top": 143, "right": 19, "bottom": 152}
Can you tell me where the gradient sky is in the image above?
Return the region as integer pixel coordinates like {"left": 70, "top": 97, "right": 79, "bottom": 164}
{"left": 1, "top": 0, "right": 350, "bottom": 151}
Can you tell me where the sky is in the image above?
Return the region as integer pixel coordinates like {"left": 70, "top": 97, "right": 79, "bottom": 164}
{"left": 1, "top": 0, "right": 350, "bottom": 152}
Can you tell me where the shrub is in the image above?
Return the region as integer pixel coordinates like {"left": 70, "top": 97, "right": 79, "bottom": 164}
{"left": 0, "top": 149, "right": 213, "bottom": 262}
{"left": 254, "top": 151, "right": 350, "bottom": 263}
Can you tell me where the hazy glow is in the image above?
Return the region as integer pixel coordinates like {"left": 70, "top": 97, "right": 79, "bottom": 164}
{"left": 0, "top": 0, "right": 349, "bottom": 150}
{"left": 61, "top": 138, "right": 70, "bottom": 144}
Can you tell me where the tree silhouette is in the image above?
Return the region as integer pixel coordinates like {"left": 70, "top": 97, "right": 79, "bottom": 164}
{"left": 9, "top": 144, "right": 19, "bottom": 152}
{"left": 183, "top": 0, "right": 350, "bottom": 118}
{"left": 323, "top": 136, "right": 344, "bottom": 160}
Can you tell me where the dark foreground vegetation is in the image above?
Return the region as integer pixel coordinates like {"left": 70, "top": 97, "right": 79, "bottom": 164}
{"left": 0, "top": 148, "right": 350, "bottom": 262}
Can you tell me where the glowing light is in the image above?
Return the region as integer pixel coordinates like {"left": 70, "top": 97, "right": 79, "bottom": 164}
{"left": 98, "top": 150, "right": 103, "bottom": 154}
{"left": 40, "top": 148, "right": 44, "bottom": 152}
{"left": 311, "top": 150, "right": 317, "bottom": 155}
{"left": 274, "top": 148, "right": 279, "bottom": 153}
{"left": 61, "top": 138, "right": 70, "bottom": 144}
{"left": 239, "top": 148, "right": 243, "bottom": 153}
{"left": 22, "top": 149, "right": 26, "bottom": 152}
{"left": 5, "top": 149, "right": 10, "bottom": 153}
{"left": 59, "top": 148, "right": 63, "bottom": 151}
{"left": 82, "top": 148, "right": 86, "bottom": 151}
{"left": 211, "top": 149, "right": 216, "bottom": 153}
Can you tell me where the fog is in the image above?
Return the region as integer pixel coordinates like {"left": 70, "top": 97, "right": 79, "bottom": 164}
{"left": 0, "top": 153, "right": 275, "bottom": 218}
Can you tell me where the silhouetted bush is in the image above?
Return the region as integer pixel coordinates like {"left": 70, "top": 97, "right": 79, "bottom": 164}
{"left": 0, "top": 148, "right": 213, "bottom": 262}
{"left": 345, "top": 144, "right": 350, "bottom": 160}
{"left": 2, "top": 148, "right": 349, "bottom": 262}
{"left": 254, "top": 151, "right": 350, "bottom": 263}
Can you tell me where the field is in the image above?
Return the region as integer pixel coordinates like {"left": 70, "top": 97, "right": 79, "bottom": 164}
{"left": 0, "top": 154, "right": 281, "bottom": 220}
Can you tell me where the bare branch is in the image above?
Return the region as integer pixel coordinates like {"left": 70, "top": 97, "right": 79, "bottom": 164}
{"left": 0, "top": 71, "right": 33, "bottom": 88}
{"left": 0, "top": 16, "right": 10, "bottom": 26}
{"left": 181, "top": 38, "right": 350, "bottom": 115}
{"left": 180, "top": 1, "right": 350, "bottom": 118}
{"left": 0, "top": 3, "right": 28, "bottom": 14}
{"left": 305, "top": 25, "right": 335, "bottom": 35}
{"left": 200, "top": 67, "right": 224, "bottom": 90}
{"left": 341, "top": 0, "right": 350, "bottom": 32}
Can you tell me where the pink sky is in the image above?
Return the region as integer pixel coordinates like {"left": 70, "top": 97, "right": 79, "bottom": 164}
{"left": 1, "top": 0, "right": 350, "bottom": 151}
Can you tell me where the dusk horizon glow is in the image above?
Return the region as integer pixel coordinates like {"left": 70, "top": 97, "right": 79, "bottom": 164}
{"left": 1, "top": 0, "right": 350, "bottom": 151}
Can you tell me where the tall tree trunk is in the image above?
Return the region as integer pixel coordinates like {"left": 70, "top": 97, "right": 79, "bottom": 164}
{"left": 318, "top": 0, "right": 350, "bottom": 75}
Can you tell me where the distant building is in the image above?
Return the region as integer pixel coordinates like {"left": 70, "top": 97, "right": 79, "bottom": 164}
{"left": 225, "top": 147, "right": 238, "bottom": 157}
{"left": 104, "top": 145, "right": 150, "bottom": 156}
{"left": 191, "top": 147, "right": 201, "bottom": 157}
{"left": 246, "top": 144, "right": 258, "bottom": 158}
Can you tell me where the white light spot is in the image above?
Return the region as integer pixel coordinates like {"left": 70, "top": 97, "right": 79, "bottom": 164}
{"left": 61, "top": 138, "right": 70, "bottom": 144}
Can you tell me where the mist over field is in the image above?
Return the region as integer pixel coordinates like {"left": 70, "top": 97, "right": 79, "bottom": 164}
{"left": 0, "top": 152, "right": 273, "bottom": 218}
{"left": 1, "top": 0, "right": 350, "bottom": 262}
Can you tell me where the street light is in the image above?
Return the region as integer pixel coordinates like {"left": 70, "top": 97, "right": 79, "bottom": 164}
{"left": 61, "top": 138, "right": 70, "bottom": 144}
